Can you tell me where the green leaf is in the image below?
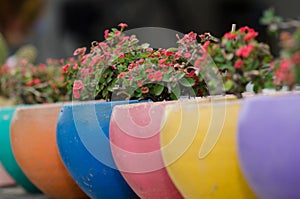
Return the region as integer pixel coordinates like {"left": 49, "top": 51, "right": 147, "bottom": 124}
{"left": 179, "top": 78, "right": 195, "bottom": 87}
{"left": 176, "top": 72, "right": 186, "bottom": 80}
{"left": 153, "top": 84, "right": 165, "bottom": 96}
{"left": 163, "top": 73, "right": 171, "bottom": 82}
{"left": 214, "top": 56, "right": 225, "bottom": 63}
{"left": 224, "top": 80, "right": 234, "bottom": 91}
{"left": 170, "top": 83, "right": 180, "bottom": 98}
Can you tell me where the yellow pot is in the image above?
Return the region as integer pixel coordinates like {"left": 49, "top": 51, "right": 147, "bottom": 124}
{"left": 160, "top": 99, "right": 256, "bottom": 199}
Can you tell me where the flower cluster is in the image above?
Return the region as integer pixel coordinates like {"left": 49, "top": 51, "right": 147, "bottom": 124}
{"left": 262, "top": 9, "right": 300, "bottom": 90}
{"left": 201, "top": 26, "right": 274, "bottom": 97}
{"left": 63, "top": 23, "right": 210, "bottom": 102}
{"left": 0, "top": 58, "right": 69, "bottom": 104}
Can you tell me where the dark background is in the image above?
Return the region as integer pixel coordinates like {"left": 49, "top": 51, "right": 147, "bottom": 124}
{"left": 28, "top": 0, "right": 300, "bottom": 62}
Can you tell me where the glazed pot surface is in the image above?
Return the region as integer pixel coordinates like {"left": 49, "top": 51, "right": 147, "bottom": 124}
{"left": 10, "top": 104, "right": 88, "bottom": 199}
{"left": 56, "top": 100, "right": 140, "bottom": 199}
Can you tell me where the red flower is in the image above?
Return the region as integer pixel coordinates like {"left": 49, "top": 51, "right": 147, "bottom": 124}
{"left": 119, "top": 53, "right": 125, "bottom": 59}
{"left": 224, "top": 32, "right": 236, "bottom": 40}
{"left": 239, "top": 26, "right": 255, "bottom": 33}
{"left": 118, "top": 23, "right": 128, "bottom": 29}
{"left": 62, "top": 64, "right": 70, "bottom": 73}
{"left": 165, "top": 51, "right": 174, "bottom": 56}
{"left": 39, "top": 64, "right": 46, "bottom": 70}
{"left": 137, "top": 59, "right": 144, "bottom": 65}
{"left": 117, "top": 72, "right": 126, "bottom": 78}
{"left": 26, "top": 80, "right": 33, "bottom": 87}
{"left": 146, "top": 68, "right": 153, "bottom": 73}
{"left": 244, "top": 31, "right": 258, "bottom": 41}
{"left": 186, "top": 70, "right": 195, "bottom": 78}
{"left": 236, "top": 44, "right": 255, "bottom": 58}
{"left": 33, "top": 78, "right": 41, "bottom": 85}
{"left": 234, "top": 59, "right": 243, "bottom": 68}
{"left": 292, "top": 52, "right": 300, "bottom": 64}
{"left": 279, "top": 59, "right": 292, "bottom": 72}
{"left": 154, "top": 71, "right": 163, "bottom": 81}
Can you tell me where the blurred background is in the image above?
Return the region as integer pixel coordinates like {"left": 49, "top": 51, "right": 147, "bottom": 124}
{"left": 2, "top": 0, "right": 300, "bottom": 63}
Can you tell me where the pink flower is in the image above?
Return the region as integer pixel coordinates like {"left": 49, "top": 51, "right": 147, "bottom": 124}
{"left": 73, "top": 47, "right": 87, "bottom": 56}
{"left": 39, "top": 64, "right": 46, "bottom": 70}
{"left": 141, "top": 87, "right": 149, "bottom": 94}
{"left": 115, "top": 31, "right": 121, "bottom": 37}
{"left": 73, "top": 89, "right": 80, "bottom": 99}
{"left": 146, "top": 68, "right": 153, "bottom": 73}
{"left": 158, "top": 58, "right": 167, "bottom": 64}
{"left": 80, "top": 68, "right": 89, "bottom": 78}
{"left": 154, "top": 71, "right": 163, "bottom": 81}
{"left": 137, "top": 81, "right": 143, "bottom": 87}
{"left": 147, "top": 73, "right": 154, "bottom": 80}
{"left": 234, "top": 59, "right": 243, "bottom": 68}
{"left": 128, "top": 62, "right": 135, "bottom": 70}
{"left": 224, "top": 32, "right": 236, "bottom": 40}
{"left": 73, "top": 64, "right": 79, "bottom": 70}
{"left": 117, "top": 72, "right": 126, "bottom": 78}
{"left": 73, "top": 80, "right": 84, "bottom": 90}
{"left": 111, "top": 65, "right": 117, "bottom": 70}
{"left": 104, "top": 29, "right": 109, "bottom": 39}
{"left": 118, "top": 23, "right": 128, "bottom": 29}
{"left": 62, "top": 64, "right": 70, "bottom": 73}
{"left": 202, "top": 41, "right": 211, "bottom": 51}
{"left": 236, "top": 44, "right": 255, "bottom": 58}
{"left": 244, "top": 31, "right": 258, "bottom": 41}
{"left": 128, "top": 76, "right": 134, "bottom": 81}
{"left": 184, "top": 52, "right": 191, "bottom": 58}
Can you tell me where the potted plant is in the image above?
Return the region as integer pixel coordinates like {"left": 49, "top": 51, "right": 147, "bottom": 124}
{"left": 0, "top": 58, "right": 88, "bottom": 198}
{"left": 55, "top": 20, "right": 276, "bottom": 198}
{"left": 238, "top": 9, "right": 300, "bottom": 199}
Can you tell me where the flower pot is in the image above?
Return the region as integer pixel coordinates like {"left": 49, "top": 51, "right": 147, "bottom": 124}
{"left": 0, "top": 106, "right": 40, "bottom": 193}
{"left": 56, "top": 100, "right": 140, "bottom": 199}
{"left": 160, "top": 99, "right": 257, "bottom": 198}
{"left": 238, "top": 93, "right": 300, "bottom": 199}
{"left": 10, "top": 104, "right": 88, "bottom": 199}
{"left": 0, "top": 162, "right": 15, "bottom": 187}
{"left": 109, "top": 101, "right": 183, "bottom": 199}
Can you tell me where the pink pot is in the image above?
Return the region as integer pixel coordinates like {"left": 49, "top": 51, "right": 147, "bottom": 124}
{"left": 110, "top": 101, "right": 183, "bottom": 199}
{"left": 0, "top": 162, "right": 15, "bottom": 187}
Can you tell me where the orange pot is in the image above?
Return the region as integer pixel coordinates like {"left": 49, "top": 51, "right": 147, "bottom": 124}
{"left": 10, "top": 104, "right": 88, "bottom": 199}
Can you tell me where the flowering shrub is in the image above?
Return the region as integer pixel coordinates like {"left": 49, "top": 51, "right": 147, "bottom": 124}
{"left": 0, "top": 58, "right": 70, "bottom": 104}
{"left": 201, "top": 26, "right": 274, "bottom": 98}
{"left": 64, "top": 23, "right": 210, "bottom": 102}
{"left": 262, "top": 9, "right": 300, "bottom": 90}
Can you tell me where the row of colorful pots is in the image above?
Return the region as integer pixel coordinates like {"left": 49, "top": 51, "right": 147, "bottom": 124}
{"left": 0, "top": 92, "right": 299, "bottom": 199}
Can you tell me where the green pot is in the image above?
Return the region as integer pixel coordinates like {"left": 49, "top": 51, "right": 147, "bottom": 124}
{"left": 0, "top": 106, "right": 40, "bottom": 193}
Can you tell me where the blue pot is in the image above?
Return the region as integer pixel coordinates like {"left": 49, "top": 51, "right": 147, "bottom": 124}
{"left": 56, "top": 100, "right": 140, "bottom": 199}
{"left": 238, "top": 93, "right": 300, "bottom": 199}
